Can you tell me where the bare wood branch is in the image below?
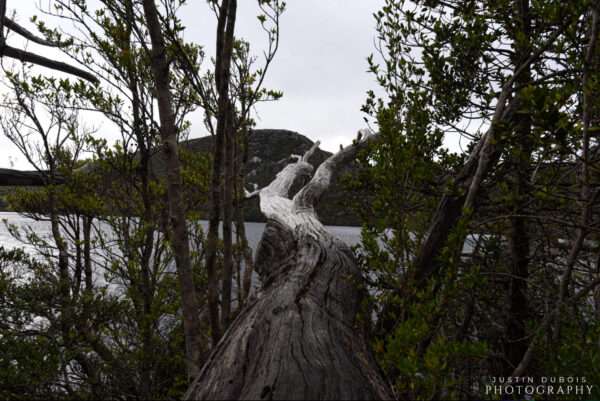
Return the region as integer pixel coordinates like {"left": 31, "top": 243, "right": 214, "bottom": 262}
{"left": 262, "top": 140, "right": 319, "bottom": 199}
{"left": 257, "top": 143, "right": 318, "bottom": 231}
{"left": 3, "top": 17, "right": 68, "bottom": 47}
{"left": 413, "top": 23, "right": 574, "bottom": 285}
{"left": 293, "top": 129, "right": 375, "bottom": 214}
{"left": 463, "top": 26, "right": 566, "bottom": 211}
{"left": 556, "top": 5, "right": 599, "bottom": 313}
{"left": 0, "top": 0, "right": 6, "bottom": 46}
{"left": 1, "top": 44, "right": 98, "bottom": 82}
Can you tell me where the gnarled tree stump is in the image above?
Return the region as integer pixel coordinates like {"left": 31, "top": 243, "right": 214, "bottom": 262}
{"left": 186, "top": 131, "right": 392, "bottom": 400}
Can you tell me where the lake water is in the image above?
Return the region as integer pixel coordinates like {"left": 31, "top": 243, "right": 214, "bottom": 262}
{"left": 0, "top": 212, "right": 364, "bottom": 255}
{"left": 1, "top": 211, "right": 365, "bottom": 298}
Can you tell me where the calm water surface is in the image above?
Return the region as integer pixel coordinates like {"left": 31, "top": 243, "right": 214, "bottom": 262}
{"left": 0, "top": 212, "right": 363, "bottom": 254}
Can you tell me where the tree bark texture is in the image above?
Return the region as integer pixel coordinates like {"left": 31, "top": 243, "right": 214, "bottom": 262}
{"left": 142, "top": 0, "right": 203, "bottom": 380}
{"left": 235, "top": 129, "right": 255, "bottom": 305}
{"left": 186, "top": 131, "right": 392, "bottom": 400}
{"left": 205, "top": 0, "right": 238, "bottom": 341}
{"left": 505, "top": 0, "right": 532, "bottom": 376}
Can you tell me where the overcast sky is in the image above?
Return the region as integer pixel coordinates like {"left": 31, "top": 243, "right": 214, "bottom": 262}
{"left": 0, "top": 1, "right": 385, "bottom": 170}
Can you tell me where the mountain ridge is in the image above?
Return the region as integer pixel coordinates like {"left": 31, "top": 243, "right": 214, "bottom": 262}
{"left": 0, "top": 129, "right": 362, "bottom": 226}
{"left": 174, "top": 129, "right": 361, "bottom": 226}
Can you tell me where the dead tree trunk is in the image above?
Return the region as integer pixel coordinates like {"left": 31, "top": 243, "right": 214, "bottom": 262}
{"left": 185, "top": 131, "right": 392, "bottom": 400}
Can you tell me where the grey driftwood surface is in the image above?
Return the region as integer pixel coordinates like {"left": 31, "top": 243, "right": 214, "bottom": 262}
{"left": 185, "top": 131, "right": 392, "bottom": 400}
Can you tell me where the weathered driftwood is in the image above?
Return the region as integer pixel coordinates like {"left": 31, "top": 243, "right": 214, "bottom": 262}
{"left": 185, "top": 130, "right": 392, "bottom": 400}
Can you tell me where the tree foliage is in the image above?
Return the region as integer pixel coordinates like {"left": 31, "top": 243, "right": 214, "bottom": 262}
{"left": 356, "top": 0, "right": 600, "bottom": 399}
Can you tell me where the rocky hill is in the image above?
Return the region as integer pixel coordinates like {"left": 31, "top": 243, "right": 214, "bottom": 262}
{"left": 0, "top": 130, "right": 363, "bottom": 226}
{"left": 175, "top": 129, "right": 362, "bottom": 226}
